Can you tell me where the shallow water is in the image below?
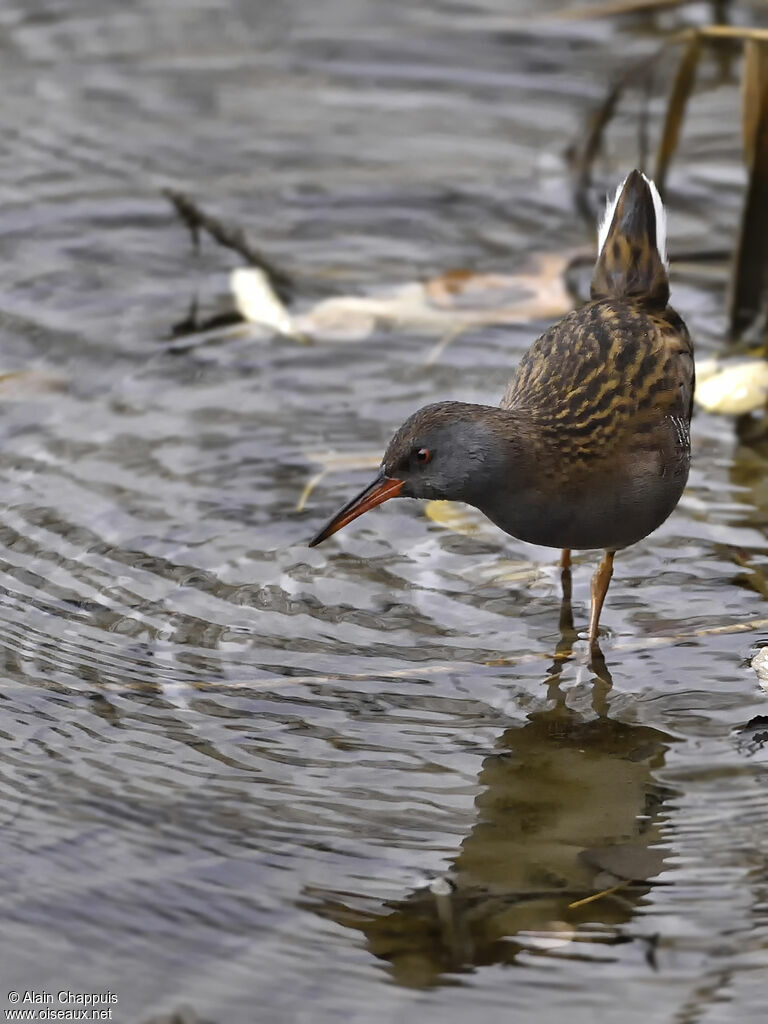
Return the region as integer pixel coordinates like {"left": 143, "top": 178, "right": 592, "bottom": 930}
{"left": 0, "top": 1, "right": 767, "bottom": 1022}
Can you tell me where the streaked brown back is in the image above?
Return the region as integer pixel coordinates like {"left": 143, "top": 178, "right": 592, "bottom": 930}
{"left": 501, "top": 299, "right": 694, "bottom": 470}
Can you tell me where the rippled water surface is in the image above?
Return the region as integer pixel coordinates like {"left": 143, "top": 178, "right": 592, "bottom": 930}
{"left": 0, "top": 1, "right": 767, "bottom": 1021}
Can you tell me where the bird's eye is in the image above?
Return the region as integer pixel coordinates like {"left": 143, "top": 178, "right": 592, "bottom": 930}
{"left": 415, "top": 448, "right": 431, "bottom": 464}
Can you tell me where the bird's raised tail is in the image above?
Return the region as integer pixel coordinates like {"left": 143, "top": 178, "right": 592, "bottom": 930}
{"left": 590, "top": 169, "right": 669, "bottom": 308}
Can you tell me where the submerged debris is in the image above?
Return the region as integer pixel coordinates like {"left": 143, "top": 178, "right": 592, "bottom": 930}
{"left": 166, "top": 185, "right": 580, "bottom": 346}
{"left": 163, "top": 188, "right": 294, "bottom": 304}
{"left": 232, "top": 251, "right": 578, "bottom": 343}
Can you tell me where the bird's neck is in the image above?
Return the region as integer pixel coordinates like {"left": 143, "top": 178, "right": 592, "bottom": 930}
{"left": 447, "top": 404, "right": 537, "bottom": 503}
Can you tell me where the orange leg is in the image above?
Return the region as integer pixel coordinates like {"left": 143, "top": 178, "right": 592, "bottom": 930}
{"left": 560, "top": 548, "right": 571, "bottom": 569}
{"left": 587, "top": 550, "right": 615, "bottom": 649}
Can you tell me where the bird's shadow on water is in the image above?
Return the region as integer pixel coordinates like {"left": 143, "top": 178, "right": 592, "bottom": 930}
{"left": 301, "top": 571, "right": 677, "bottom": 987}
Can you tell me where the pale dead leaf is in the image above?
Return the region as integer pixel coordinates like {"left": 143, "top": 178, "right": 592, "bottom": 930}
{"left": 425, "top": 500, "right": 489, "bottom": 537}
{"left": 0, "top": 369, "right": 68, "bottom": 399}
{"left": 751, "top": 647, "right": 768, "bottom": 692}
{"left": 234, "top": 251, "right": 576, "bottom": 343}
{"left": 294, "top": 300, "right": 379, "bottom": 342}
{"left": 694, "top": 359, "right": 768, "bottom": 415}
{"left": 693, "top": 357, "right": 720, "bottom": 384}
{"left": 230, "top": 267, "right": 297, "bottom": 337}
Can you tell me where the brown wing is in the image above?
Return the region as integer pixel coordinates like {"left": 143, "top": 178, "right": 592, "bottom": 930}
{"left": 501, "top": 298, "right": 694, "bottom": 466}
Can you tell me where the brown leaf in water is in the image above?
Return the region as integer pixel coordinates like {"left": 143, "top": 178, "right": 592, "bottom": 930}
{"left": 423, "top": 253, "right": 576, "bottom": 320}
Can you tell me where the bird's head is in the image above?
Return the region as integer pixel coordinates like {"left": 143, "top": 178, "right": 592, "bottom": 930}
{"left": 309, "top": 402, "right": 520, "bottom": 546}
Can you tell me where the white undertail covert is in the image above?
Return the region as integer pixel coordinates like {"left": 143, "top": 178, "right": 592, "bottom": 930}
{"left": 596, "top": 172, "right": 668, "bottom": 267}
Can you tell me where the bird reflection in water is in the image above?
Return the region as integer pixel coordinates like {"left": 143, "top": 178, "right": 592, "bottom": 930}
{"left": 304, "top": 571, "right": 675, "bottom": 987}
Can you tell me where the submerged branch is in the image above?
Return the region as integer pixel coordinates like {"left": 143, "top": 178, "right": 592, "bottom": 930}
{"left": 163, "top": 188, "right": 295, "bottom": 305}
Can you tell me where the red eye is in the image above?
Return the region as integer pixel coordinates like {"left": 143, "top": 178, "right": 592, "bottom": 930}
{"left": 416, "top": 448, "right": 431, "bottom": 463}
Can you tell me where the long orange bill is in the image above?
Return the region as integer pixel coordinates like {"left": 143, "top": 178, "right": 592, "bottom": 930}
{"left": 309, "top": 472, "right": 404, "bottom": 547}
